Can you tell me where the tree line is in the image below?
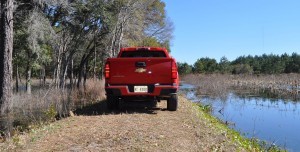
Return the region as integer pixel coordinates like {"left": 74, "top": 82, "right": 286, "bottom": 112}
{"left": 178, "top": 53, "right": 300, "bottom": 75}
{"left": 11, "top": 0, "right": 173, "bottom": 92}
{"left": 1, "top": 0, "right": 173, "bottom": 136}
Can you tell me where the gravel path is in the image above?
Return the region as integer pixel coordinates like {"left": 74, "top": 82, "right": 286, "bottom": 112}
{"left": 9, "top": 96, "right": 244, "bottom": 152}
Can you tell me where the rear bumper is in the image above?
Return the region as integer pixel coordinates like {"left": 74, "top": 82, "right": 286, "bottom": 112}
{"left": 105, "top": 85, "right": 178, "bottom": 97}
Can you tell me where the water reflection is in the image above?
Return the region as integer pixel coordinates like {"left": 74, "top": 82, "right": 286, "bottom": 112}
{"left": 180, "top": 83, "right": 300, "bottom": 152}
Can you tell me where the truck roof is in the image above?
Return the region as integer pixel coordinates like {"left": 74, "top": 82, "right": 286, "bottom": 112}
{"left": 118, "top": 47, "right": 170, "bottom": 58}
{"left": 121, "top": 47, "right": 168, "bottom": 51}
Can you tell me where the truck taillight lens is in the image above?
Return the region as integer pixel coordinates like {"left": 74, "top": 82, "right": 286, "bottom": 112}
{"left": 172, "top": 61, "right": 178, "bottom": 79}
{"left": 105, "top": 63, "right": 110, "bottom": 79}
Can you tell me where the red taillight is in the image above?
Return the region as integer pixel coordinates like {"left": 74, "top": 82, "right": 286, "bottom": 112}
{"left": 105, "top": 63, "right": 110, "bottom": 79}
{"left": 172, "top": 61, "right": 178, "bottom": 79}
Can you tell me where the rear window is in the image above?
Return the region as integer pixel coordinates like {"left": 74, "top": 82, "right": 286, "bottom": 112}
{"left": 120, "top": 51, "right": 167, "bottom": 58}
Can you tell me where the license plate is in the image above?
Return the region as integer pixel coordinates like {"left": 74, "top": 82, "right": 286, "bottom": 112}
{"left": 134, "top": 86, "right": 148, "bottom": 93}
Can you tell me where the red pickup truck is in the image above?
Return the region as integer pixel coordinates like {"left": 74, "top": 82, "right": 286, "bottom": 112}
{"left": 104, "top": 47, "right": 179, "bottom": 111}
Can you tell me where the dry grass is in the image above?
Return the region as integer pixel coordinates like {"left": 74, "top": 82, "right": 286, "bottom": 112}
{"left": 183, "top": 74, "right": 300, "bottom": 100}
{"left": 183, "top": 74, "right": 233, "bottom": 99}
{"left": 232, "top": 74, "right": 300, "bottom": 98}
{"left": 71, "top": 80, "right": 106, "bottom": 108}
{"left": 0, "top": 79, "right": 106, "bottom": 138}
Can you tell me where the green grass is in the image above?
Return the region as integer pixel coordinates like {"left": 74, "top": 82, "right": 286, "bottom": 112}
{"left": 194, "top": 103, "right": 286, "bottom": 152}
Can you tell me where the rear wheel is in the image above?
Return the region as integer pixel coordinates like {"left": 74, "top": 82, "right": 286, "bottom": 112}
{"left": 167, "top": 94, "right": 178, "bottom": 111}
{"left": 107, "top": 96, "right": 118, "bottom": 110}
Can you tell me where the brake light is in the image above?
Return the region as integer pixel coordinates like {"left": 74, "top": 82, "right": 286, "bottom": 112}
{"left": 172, "top": 61, "right": 178, "bottom": 79}
{"left": 105, "top": 63, "right": 110, "bottom": 79}
{"left": 137, "top": 47, "right": 150, "bottom": 51}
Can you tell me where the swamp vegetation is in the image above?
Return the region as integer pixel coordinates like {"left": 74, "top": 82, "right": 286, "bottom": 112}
{"left": 182, "top": 74, "right": 300, "bottom": 151}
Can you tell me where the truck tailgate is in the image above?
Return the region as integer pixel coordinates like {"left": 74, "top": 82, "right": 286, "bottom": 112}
{"left": 107, "top": 58, "right": 173, "bottom": 85}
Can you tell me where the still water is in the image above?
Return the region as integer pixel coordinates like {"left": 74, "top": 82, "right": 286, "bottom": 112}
{"left": 180, "top": 83, "right": 300, "bottom": 152}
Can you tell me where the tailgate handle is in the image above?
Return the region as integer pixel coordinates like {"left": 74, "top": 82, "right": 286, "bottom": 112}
{"left": 135, "top": 62, "right": 146, "bottom": 67}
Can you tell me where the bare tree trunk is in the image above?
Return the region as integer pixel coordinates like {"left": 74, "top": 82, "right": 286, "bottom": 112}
{"left": 76, "top": 45, "right": 95, "bottom": 89}
{"left": 77, "top": 57, "right": 88, "bottom": 90}
{"left": 93, "top": 35, "right": 97, "bottom": 81}
{"left": 55, "top": 41, "right": 65, "bottom": 88}
{"left": 111, "top": 10, "right": 127, "bottom": 57}
{"left": 99, "top": 52, "right": 104, "bottom": 80}
{"left": 77, "top": 64, "right": 83, "bottom": 89}
{"left": 0, "top": 0, "right": 13, "bottom": 137}
{"left": 59, "top": 54, "right": 69, "bottom": 90}
{"left": 52, "top": 67, "right": 56, "bottom": 83}
{"left": 56, "top": 58, "right": 61, "bottom": 88}
{"left": 39, "top": 69, "right": 42, "bottom": 87}
{"left": 39, "top": 66, "right": 45, "bottom": 87}
{"left": 61, "top": 51, "right": 77, "bottom": 90}
{"left": 62, "top": 63, "right": 68, "bottom": 90}
{"left": 74, "top": 75, "right": 77, "bottom": 88}
{"left": 109, "top": 24, "right": 117, "bottom": 57}
{"left": 43, "top": 66, "right": 46, "bottom": 86}
{"left": 69, "top": 59, "right": 74, "bottom": 88}
{"left": 15, "top": 65, "right": 19, "bottom": 92}
{"left": 26, "top": 63, "right": 31, "bottom": 94}
{"left": 117, "top": 21, "right": 124, "bottom": 53}
{"left": 18, "top": 69, "right": 22, "bottom": 84}
{"left": 83, "top": 59, "right": 88, "bottom": 89}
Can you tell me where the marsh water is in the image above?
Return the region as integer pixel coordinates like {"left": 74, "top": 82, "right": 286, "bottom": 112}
{"left": 180, "top": 83, "right": 300, "bottom": 152}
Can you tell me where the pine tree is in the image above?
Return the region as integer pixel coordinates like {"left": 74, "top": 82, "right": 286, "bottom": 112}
{"left": 0, "top": 0, "right": 14, "bottom": 136}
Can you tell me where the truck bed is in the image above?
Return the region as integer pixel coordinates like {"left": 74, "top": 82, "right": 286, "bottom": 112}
{"left": 106, "top": 58, "right": 173, "bottom": 85}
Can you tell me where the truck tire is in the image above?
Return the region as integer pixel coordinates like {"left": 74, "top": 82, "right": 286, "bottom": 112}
{"left": 167, "top": 94, "right": 178, "bottom": 111}
{"left": 107, "top": 96, "right": 118, "bottom": 110}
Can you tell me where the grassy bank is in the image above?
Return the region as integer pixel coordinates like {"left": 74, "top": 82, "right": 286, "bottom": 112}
{"left": 182, "top": 74, "right": 290, "bottom": 151}
{"left": 194, "top": 100, "right": 285, "bottom": 152}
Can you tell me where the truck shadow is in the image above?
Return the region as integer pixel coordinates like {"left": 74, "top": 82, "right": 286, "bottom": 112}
{"left": 74, "top": 100, "right": 165, "bottom": 116}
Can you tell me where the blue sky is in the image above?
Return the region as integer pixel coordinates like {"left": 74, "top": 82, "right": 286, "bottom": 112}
{"left": 163, "top": 0, "right": 300, "bottom": 64}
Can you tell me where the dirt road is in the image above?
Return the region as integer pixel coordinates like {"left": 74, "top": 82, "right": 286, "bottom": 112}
{"left": 8, "top": 96, "right": 245, "bottom": 152}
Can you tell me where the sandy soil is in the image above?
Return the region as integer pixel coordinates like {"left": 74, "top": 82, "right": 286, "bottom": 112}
{"left": 4, "top": 96, "right": 245, "bottom": 152}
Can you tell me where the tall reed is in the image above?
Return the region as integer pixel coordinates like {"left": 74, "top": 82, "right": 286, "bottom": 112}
{"left": 183, "top": 74, "right": 300, "bottom": 100}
